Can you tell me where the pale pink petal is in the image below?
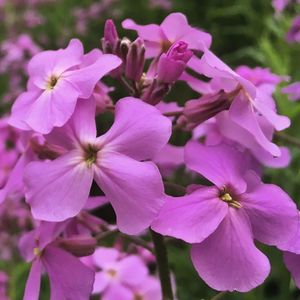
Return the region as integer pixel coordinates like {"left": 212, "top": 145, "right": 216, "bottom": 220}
{"left": 137, "top": 276, "right": 162, "bottom": 300}
{"left": 152, "top": 187, "right": 228, "bottom": 243}
{"left": 23, "top": 259, "right": 42, "bottom": 300}
{"left": 243, "top": 183, "right": 298, "bottom": 248}
{"left": 64, "top": 54, "right": 122, "bottom": 99}
{"left": 25, "top": 150, "right": 93, "bottom": 221}
{"left": 119, "top": 255, "right": 148, "bottom": 286}
{"left": 28, "top": 39, "right": 83, "bottom": 83}
{"left": 191, "top": 209, "right": 270, "bottom": 292}
{"left": 94, "top": 151, "right": 165, "bottom": 234}
{"left": 93, "top": 272, "right": 110, "bottom": 294}
{"left": 185, "top": 141, "right": 247, "bottom": 193}
{"left": 103, "top": 283, "right": 133, "bottom": 300}
{"left": 97, "top": 97, "right": 171, "bottom": 160}
{"left": 161, "top": 13, "right": 190, "bottom": 42}
{"left": 8, "top": 90, "right": 41, "bottom": 131}
{"left": 43, "top": 246, "right": 94, "bottom": 300}
{"left": 229, "top": 95, "right": 281, "bottom": 157}
{"left": 92, "top": 247, "right": 120, "bottom": 269}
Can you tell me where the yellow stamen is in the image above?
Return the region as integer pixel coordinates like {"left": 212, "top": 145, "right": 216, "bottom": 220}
{"left": 220, "top": 192, "right": 242, "bottom": 209}
{"left": 46, "top": 75, "right": 59, "bottom": 90}
{"left": 106, "top": 269, "right": 117, "bottom": 278}
{"left": 33, "top": 247, "right": 41, "bottom": 257}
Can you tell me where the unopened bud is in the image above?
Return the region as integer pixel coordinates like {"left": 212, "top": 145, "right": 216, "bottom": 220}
{"left": 57, "top": 236, "right": 96, "bottom": 257}
{"left": 157, "top": 41, "right": 193, "bottom": 83}
{"left": 184, "top": 91, "right": 231, "bottom": 125}
{"left": 142, "top": 79, "right": 170, "bottom": 106}
{"left": 125, "top": 38, "right": 145, "bottom": 82}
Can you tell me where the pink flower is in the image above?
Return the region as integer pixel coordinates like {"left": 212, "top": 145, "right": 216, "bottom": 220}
{"left": 187, "top": 49, "right": 290, "bottom": 157}
{"left": 152, "top": 142, "right": 299, "bottom": 292}
{"left": 24, "top": 97, "right": 171, "bottom": 234}
{"left": 20, "top": 222, "right": 95, "bottom": 300}
{"left": 91, "top": 247, "right": 150, "bottom": 299}
{"left": 122, "top": 13, "right": 211, "bottom": 58}
{"left": 282, "top": 81, "right": 300, "bottom": 101}
{"left": 9, "top": 39, "right": 121, "bottom": 134}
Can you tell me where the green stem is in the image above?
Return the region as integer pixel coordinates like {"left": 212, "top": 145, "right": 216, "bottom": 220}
{"left": 150, "top": 229, "right": 174, "bottom": 300}
{"left": 276, "top": 132, "right": 300, "bottom": 148}
{"left": 210, "top": 291, "right": 227, "bottom": 300}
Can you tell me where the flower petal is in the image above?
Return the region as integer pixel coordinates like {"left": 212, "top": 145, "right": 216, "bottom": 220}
{"left": 284, "top": 252, "right": 300, "bottom": 288}
{"left": 152, "top": 187, "right": 228, "bottom": 243}
{"left": 191, "top": 209, "right": 270, "bottom": 292}
{"left": 25, "top": 151, "right": 93, "bottom": 221}
{"left": 243, "top": 183, "right": 299, "bottom": 249}
{"left": 94, "top": 151, "right": 165, "bottom": 234}
{"left": 23, "top": 259, "right": 42, "bottom": 300}
{"left": 97, "top": 97, "right": 171, "bottom": 161}
{"left": 184, "top": 141, "right": 247, "bottom": 193}
{"left": 43, "top": 246, "right": 94, "bottom": 300}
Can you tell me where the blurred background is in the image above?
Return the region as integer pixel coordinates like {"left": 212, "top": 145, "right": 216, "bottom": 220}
{"left": 1, "top": 0, "right": 300, "bottom": 299}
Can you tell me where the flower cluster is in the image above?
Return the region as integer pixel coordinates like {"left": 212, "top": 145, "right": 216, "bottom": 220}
{"left": 1, "top": 11, "right": 300, "bottom": 299}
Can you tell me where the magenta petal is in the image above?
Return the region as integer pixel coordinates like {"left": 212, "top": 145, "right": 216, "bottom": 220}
{"left": 94, "top": 151, "right": 165, "bottom": 234}
{"left": 43, "top": 246, "right": 94, "bottom": 300}
{"left": 64, "top": 54, "right": 122, "bottom": 99}
{"left": 152, "top": 187, "right": 228, "bottom": 243}
{"left": 284, "top": 252, "right": 300, "bottom": 288}
{"left": 243, "top": 183, "right": 298, "bottom": 248}
{"left": 97, "top": 98, "right": 172, "bottom": 161}
{"left": 191, "top": 209, "right": 270, "bottom": 292}
{"left": 25, "top": 151, "right": 93, "bottom": 221}
{"left": 161, "top": 13, "right": 190, "bottom": 41}
{"left": 118, "top": 255, "right": 148, "bottom": 286}
{"left": 184, "top": 141, "right": 247, "bottom": 193}
{"left": 229, "top": 96, "right": 281, "bottom": 157}
{"left": 23, "top": 259, "right": 42, "bottom": 300}
{"left": 93, "top": 272, "right": 110, "bottom": 294}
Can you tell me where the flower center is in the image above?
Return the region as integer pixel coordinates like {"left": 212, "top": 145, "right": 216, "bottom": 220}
{"left": 134, "top": 294, "right": 144, "bottom": 300}
{"left": 106, "top": 269, "right": 117, "bottom": 278}
{"left": 220, "top": 191, "right": 242, "bottom": 209}
{"left": 33, "top": 247, "right": 42, "bottom": 257}
{"left": 84, "top": 144, "right": 98, "bottom": 168}
{"left": 46, "top": 75, "right": 59, "bottom": 90}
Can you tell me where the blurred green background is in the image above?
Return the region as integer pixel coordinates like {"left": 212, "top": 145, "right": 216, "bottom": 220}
{"left": 1, "top": 0, "right": 300, "bottom": 299}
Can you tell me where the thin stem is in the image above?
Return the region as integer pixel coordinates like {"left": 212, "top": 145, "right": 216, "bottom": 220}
{"left": 119, "top": 233, "right": 154, "bottom": 254}
{"left": 150, "top": 229, "right": 174, "bottom": 300}
{"left": 210, "top": 291, "right": 227, "bottom": 300}
{"left": 121, "top": 76, "right": 135, "bottom": 94}
{"left": 276, "top": 132, "right": 300, "bottom": 148}
{"left": 163, "top": 110, "right": 183, "bottom": 117}
{"left": 164, "top": 181, "right": 186, "bottom": 195}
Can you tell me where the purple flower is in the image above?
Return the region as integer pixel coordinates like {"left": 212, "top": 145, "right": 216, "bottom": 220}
{"left": 9, "top": 39, "right": 121, "bottom": 134}
{"left": 152, "top": 142, "right": 299, "bottom": 291}
{"left": 122, "top": 13, "right": 212, "bottom": 58}
{"left": 24, "top": 97, "right": 171, "bottom": 234}
{"left": 286, "top": 15, "right": 300, "bottom": 43}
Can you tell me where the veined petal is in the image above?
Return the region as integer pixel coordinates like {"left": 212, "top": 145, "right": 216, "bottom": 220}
{"left": 152, "top": 187, "right": 228, "bottom": 243}
{"left": 25, "top": 150, "right": 93, "bottom": 221}
{"left": 94, "top": 151, "right": 165, "bottom": 235}
{"left": 96, "top": 98, "right": 172, "bottom": 161}
{"left": 191, "top": 209, "right": 270, "bottom": 292}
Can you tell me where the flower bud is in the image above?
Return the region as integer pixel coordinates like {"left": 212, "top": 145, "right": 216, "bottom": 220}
{"left": 157, "top": 41, "right": 193, "bottom": 83}
{"left": 142, "top": 79, "right": 170, "bottom": 105}
{"left": 57, "top": 236, "right": 96, "bottom": 257}
{"left": 184, "top": 91, "right": 231, "bottom": 125}
{"left": 125, "top": 38, "right": 145, "bottom": 81}
{"left": 101, "top": 19, "right": 119, "bottom": 53}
